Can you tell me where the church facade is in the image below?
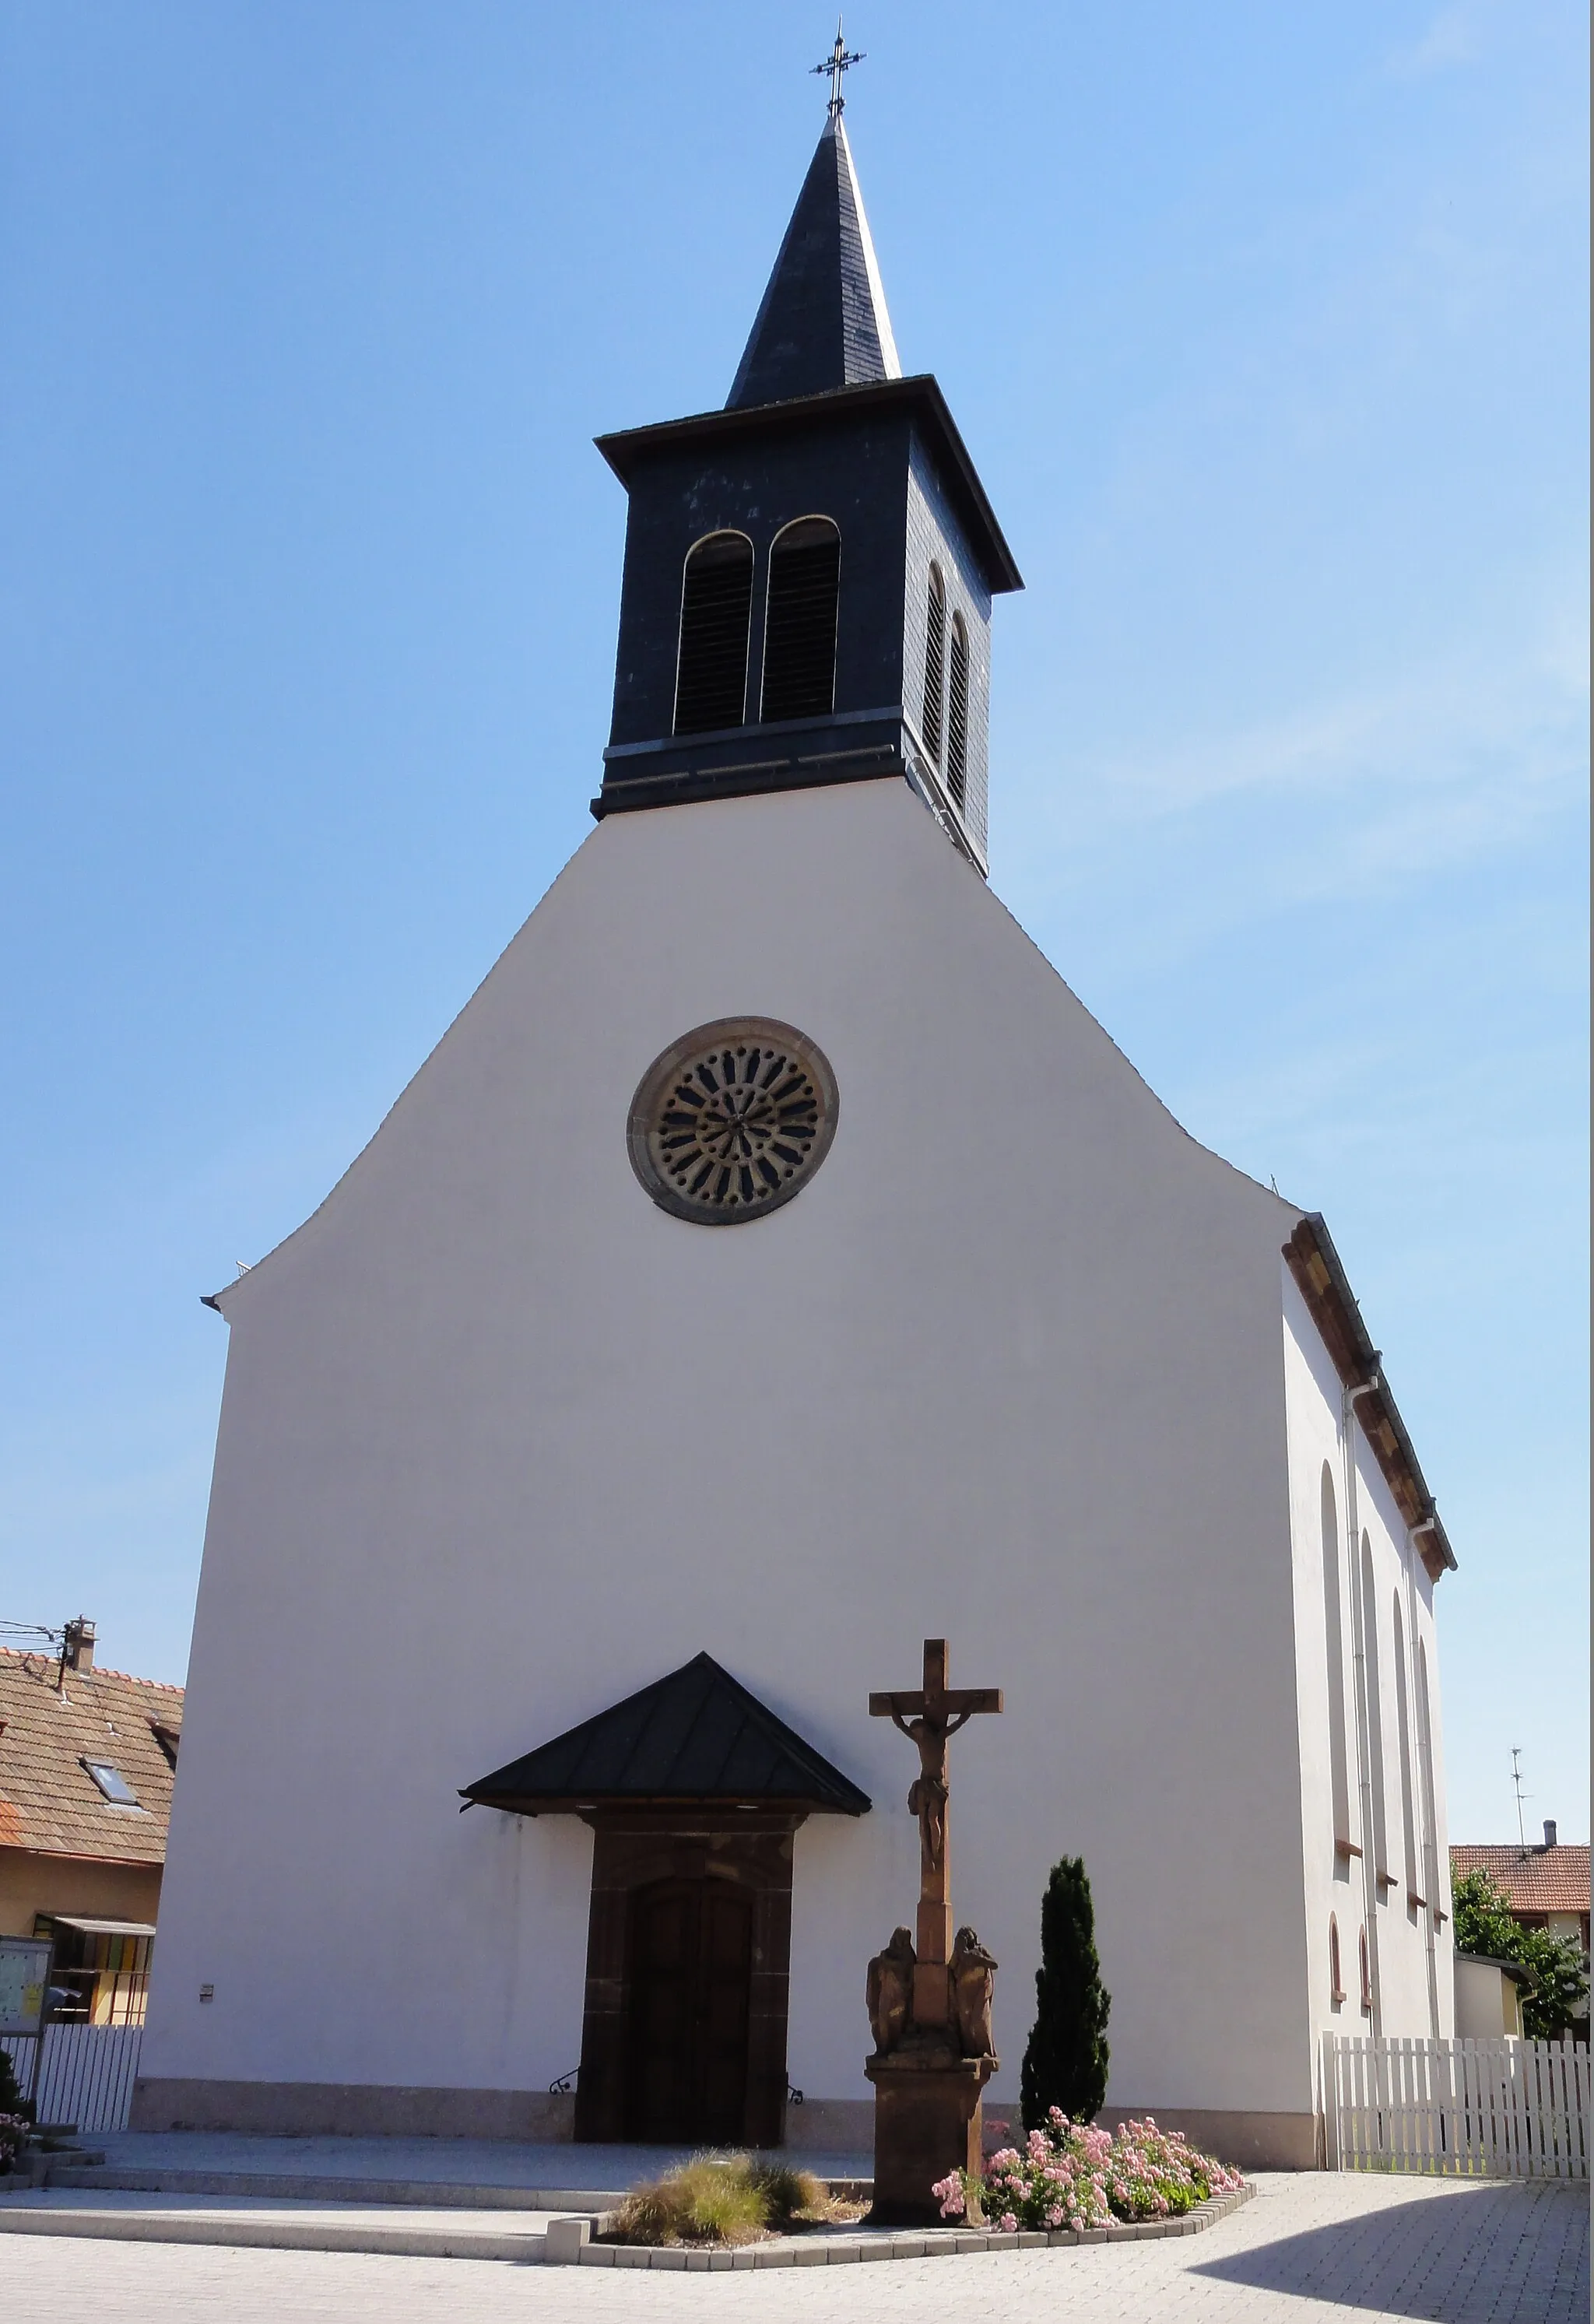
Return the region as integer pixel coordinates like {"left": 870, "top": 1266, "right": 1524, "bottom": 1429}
{"left": 137, "top": 104, "right": 1459, "bottom": 2171}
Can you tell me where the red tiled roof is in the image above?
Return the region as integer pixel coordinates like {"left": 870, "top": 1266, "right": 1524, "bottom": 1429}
{"left": 1451, "top": 1844, "right": 1590, "bottom": 1918}
{"left": 0, "top": 1646, "right": 182, "bottom": 1866}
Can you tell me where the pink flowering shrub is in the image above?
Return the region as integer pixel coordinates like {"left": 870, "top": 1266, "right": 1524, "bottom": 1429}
{"left": 932, "top": 2109, "right": 1243, "bottom": 2232}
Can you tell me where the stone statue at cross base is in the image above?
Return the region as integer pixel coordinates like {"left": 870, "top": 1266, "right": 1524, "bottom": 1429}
{"left": 950, "top": 1926, "right": 997, "bottom": 2059}
{"left": 866, "top": 1927, "right": 916, "bottom": 2056}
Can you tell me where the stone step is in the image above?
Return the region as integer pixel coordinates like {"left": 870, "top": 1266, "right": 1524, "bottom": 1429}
{"left": 45, "top": 2165, "right": 625, "bottom": 2210}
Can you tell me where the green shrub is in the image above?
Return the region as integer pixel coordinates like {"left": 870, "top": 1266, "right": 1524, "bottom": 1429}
{"left": 1020, "top": 1857, "right": 1111, "bottom": 2129}
{"left": 0, "top": 2044, "right": 33, "bottom": 2123}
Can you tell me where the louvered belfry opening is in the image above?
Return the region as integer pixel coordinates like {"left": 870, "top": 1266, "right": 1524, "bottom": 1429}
{"left": 946, "top": 613, "right": 969, "bottom": 811}
{"left": 760, "top": 518, "right": 841, "bottom": 723}
{"left": 674, "top": 532, "right": 754, "bottom": 735}
{"left": 922, "top": 566, "right": 946, "bottom": 764}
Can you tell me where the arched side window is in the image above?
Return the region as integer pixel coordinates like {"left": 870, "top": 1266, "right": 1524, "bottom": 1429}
{"left": 1358, "top": 1926, "right": 1373, "bottom": 2013}
{"left": 922, "top": 565, "right": 946, "bottom": 764}
{"left": 673, "top": 532, "right": 754, "bottom": 735}
{"left": 1392, "top": 1595, "right": 1418, "bottom": 1905}
{"left": 760, "top": 518, "right": 840, "bottom": 723}
{"left": 1417, "top": 1640, "right": 1439, "bottom": 1902}
{"left": 1361, "top": 1534, "right": 1389, "bottom": 1890}
{"left": 946, "top": 613, "right": 970, "bottom": 811}
{"left": 1329, "top": 1915, "right": 1344, "bottom": 2007}
{"left": 1320, "top": 1464, "right": 1351, "bottom": 1849}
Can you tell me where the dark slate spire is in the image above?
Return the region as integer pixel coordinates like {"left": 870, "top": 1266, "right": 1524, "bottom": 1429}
{"left": 726, "top": 113, "right": 901, "bottom": 410}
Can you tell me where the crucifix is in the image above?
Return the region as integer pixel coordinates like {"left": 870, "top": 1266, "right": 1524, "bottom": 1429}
{"left": 810, "top": 19, "right": 864, "bottom": 118}
{"left": 870, "top": 1638, "right": 1002, "bottom": 2026}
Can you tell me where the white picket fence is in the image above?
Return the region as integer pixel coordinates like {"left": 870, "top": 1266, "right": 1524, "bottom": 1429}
{"left": 1327, "top": 2034, "right": 1591, "bottom": 2178}
{"left": 2, "top": 2023, "right": 145, "bottom": 2133}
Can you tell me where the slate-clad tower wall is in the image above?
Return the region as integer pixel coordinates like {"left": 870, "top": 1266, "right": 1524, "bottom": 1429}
{"left": 904, "top": 433, "right": 993, "bottom": 858}
{"left": 605, "top": 411, "right": 915, "bottom": 755}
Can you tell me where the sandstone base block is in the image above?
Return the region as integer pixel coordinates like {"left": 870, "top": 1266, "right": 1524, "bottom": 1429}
{"left": 863, "top": 2045, "right": 995, "bottom": 2226}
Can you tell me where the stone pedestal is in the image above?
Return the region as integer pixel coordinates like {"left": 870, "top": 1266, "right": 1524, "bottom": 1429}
{"left": 864, "top": 2041, "right": 997, "bottom": 2225}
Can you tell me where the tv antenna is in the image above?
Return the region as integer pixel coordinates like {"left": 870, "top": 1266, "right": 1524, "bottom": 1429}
{"left": 1511, "top": 1747, "right": 1531, "bottom": 1854}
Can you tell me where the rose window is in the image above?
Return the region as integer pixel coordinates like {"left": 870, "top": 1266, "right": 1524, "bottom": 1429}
{"left": 628, "top": 1019, "right": 838, "bottom": 1225}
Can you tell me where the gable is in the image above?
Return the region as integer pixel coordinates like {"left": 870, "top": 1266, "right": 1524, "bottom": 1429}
{"left": 210, "top": 774, "right": 1293, "bottom": 1333}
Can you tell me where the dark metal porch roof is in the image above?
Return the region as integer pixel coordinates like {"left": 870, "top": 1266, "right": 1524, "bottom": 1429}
{"left": 461, "top": 1652, "right": 872, "bottom": 1817}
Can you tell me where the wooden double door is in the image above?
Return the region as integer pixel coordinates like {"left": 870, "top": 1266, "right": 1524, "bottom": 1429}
{"left": 623, "top": 1877, "right": 753, "bottom": 2144}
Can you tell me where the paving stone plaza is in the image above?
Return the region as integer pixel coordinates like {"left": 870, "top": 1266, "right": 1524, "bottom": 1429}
{"left": 4, "top": 2172, "right": 1587, "bottom": 2322}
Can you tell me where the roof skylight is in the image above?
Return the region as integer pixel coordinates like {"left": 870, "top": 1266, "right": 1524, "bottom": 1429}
{"left": 83, "top": 1760, "right": 139, "bottom": 1807}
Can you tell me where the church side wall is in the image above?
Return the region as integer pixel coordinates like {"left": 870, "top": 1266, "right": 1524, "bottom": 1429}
{"left": 1282, "top": 1270, "right": 1455, "bottom": 2122}
{"left": 143, "top": 779, "right": 1332, "bottom": 2161}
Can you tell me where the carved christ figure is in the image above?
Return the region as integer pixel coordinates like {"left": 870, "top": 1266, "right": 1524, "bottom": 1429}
{"left": 869, "top": 1641, "right": 1003, "bottom": 1908}
{"left": 889, "top": 1700, "right": 978, "bottom": 1887}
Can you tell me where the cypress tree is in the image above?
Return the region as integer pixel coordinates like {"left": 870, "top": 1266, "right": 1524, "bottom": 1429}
{"left": 1020, "top": 1856, "right": 1111, "bottom": 2129}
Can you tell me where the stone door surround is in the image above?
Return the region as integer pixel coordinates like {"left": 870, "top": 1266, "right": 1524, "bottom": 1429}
{"left": 573, "top": 1809, "right": 802, "bottom": 2148}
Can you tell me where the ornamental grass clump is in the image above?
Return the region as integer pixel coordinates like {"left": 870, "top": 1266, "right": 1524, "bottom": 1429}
{"left": 609, "top": 2153, "right": 838, "bottom": 2246}
{"left": 748, "top": 2158, "right": 831, "bottom": 2222}
{"left": 932, "top": 2108, "right": 1243, "bottom": 2234}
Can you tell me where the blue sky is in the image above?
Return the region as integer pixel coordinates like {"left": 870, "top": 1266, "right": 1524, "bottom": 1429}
{"left": 2, "top": 2, "right": 1586, "bottom": 1845}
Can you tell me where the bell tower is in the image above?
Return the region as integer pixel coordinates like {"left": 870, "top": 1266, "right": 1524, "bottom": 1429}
{"left": 591, "top": 94, "right": 1021, "bottom": 874}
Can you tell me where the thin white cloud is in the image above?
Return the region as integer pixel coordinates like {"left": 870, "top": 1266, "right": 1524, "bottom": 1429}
{"left": 1387, "top": 2, "right": 1495, "bottom": 78}
{"left": 1069, "top": 602, "right": 1587, "bottom": 850}
{"left": 997, "top": 588, "right": 1588, "bottom": 971}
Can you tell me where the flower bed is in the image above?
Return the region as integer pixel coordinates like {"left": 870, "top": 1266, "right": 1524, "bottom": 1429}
{"left": 934, "top": 2109, "right": 1244, "bottom": 2234}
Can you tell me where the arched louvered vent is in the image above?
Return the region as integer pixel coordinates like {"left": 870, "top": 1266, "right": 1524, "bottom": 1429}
{"left": 922, "top": 566, "right": 946, "bottom": 764}
{"left": 946, "top": 613, "right": 970, "bottom": 811}
{"left": 674, "top": 532, "right": 753, "bottom": 735}
{"left": 760, "top": 518, "right": 840, "bottom": 723}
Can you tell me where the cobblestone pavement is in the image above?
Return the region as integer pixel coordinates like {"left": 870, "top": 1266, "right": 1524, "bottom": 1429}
{"left": 4, "top": 2171, "right": 1586, "bottom": 2322}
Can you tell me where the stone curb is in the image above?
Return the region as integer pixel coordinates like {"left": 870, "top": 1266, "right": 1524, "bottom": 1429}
{"left": 0, "top": 2178, "right": 1254, "bottom": 2266}
{"left": 0, "top": 2208, "right": 553, "bottom": 2262}
{"left": 567, "top": 2182, "right": 1255, "bottom": 2268}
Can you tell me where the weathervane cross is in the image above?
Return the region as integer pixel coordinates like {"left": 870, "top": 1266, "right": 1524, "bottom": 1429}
{"left": 811, "top": 18, "right": 864, "bottom": 115}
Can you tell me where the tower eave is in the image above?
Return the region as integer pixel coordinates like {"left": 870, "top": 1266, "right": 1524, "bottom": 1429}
{"left": 595, "top": 374, "right": 1023, "bottom": 597}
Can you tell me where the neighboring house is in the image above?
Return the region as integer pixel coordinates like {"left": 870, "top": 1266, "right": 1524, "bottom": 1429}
{"left": 0, "top": 1622, "right": 182, "bottom": 2023}
{"left": 1452, "top": 1827, "right": 1592, "bottom": 1958}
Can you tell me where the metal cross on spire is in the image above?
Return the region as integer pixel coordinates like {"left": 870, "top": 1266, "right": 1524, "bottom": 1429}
{"left": 811, "top": 18, "right": 864, "bottom": 116}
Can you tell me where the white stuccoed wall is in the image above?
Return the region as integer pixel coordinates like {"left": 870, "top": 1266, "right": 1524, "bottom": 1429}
{"left": 1283, "top": 1271, "right": 1453, "bottom": 2104}
{"left": 145, "top": 776, "right": 1443, "bottom": 2146}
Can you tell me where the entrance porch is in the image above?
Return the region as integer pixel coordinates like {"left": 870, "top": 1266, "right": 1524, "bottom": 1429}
{"left": 458, "top": 1651, "right": 872, "bottom": 2147}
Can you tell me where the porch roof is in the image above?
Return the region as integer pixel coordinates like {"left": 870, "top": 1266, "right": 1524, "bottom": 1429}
{"left": 460, "top": 1652, "right": 872, "bottom": 1817}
